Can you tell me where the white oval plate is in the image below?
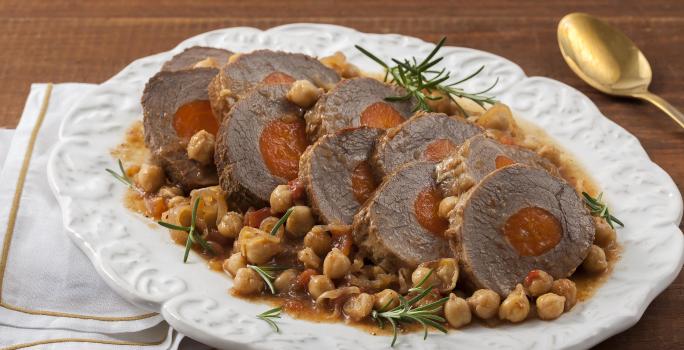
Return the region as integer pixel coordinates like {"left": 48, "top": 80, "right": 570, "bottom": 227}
{"left": 47, "top": 24, "right": 683, "bottom": 350}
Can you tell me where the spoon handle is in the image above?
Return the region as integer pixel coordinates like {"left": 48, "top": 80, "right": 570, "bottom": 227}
{"left": 635, "top": 92, "right": 684, "bottom": 129}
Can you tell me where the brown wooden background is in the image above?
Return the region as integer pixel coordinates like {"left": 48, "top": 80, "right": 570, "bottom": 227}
{"left": 0, "top": 1, "right": 682, "bottom": 348}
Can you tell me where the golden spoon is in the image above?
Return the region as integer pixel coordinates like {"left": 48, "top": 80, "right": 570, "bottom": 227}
{"left": 558, "top": 12, "right": 684, "bottom": 128}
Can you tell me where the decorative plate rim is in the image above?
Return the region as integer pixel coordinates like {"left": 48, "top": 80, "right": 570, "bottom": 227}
{"left": 47, "top": 23, "right": 684, "bottom": 350}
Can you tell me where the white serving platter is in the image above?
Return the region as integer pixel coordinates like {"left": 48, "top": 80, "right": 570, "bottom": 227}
{"left": 47, "top": 24, "right": 683, "bottom": 350}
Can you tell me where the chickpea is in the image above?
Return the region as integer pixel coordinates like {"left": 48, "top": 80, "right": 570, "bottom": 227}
{"left": 343, "top": 293, "right": 374, "bottom": 321}
{"left": 187, "top": 130, "right": 215, "bottom": 165}
{"left": 158, "top": 186, "right": 183, "bottom": 198}
{"left": 444, "top": 294, "right": 472, "bottom": 328}
{"left": 239, "top": 228, "right": 282, "bottom": 265}
{"left": 287, "top": 80, "right": 323, "bottom": 108}
{"left": 274, "top": 269, "right": 298, "bottom": 293}
{"left": 260, "top": 216, "right": 285, "bottom": 239}
{"left": 270, "top": 185, "right": 293, "bottom": 213}
{"left": 523, "top": 270, "right": 553, "bottom": 297}
{"left": 476, "top": 103, "right": 517, "bottom": 132}
{"left": 233, "top": 267, "right": 264, "bottom": 295}
{"left": 467, "top": 289, "right": 501, "bottom": 319}
{"left": 308, "top": 275, "right": 334, "bottom": 299}
{"left": 411, "top": 266, "right": 439, "bottom": 288}
{"left": 582, "top": 244, "right": 608, "bottom": 273}
{"left": 286, "top": 206, "right": 315, "bottom": 238}
{"left": 551, "top": 279, "right": 577, "bottom": 311}
{"left": 536, "top": 293, "right": 566, "bottom": 320}
{"left": 594, "top": 218, "right": 617, "bottom": 248}
{"left": 298, "top": 247, "right": 321, "bottom": 269}
{"left": 499, "top": 284, "right": 530, "bottom": 323}
{"left": 323, "top": 248, "right": 351, "bottom": 279}
{"left": 304, "top": 226, "right": 332, "bottom": 256}
{"left": 223, "top": 253, "right": 247, "bottom": 277}
{"left": 175, "top": 205, "right": 193, "bottom": 227}
{"left": 218, "top": 212, "right": 243, "bottom": 238}
{"left": 136, "top": 163, "right": 165, "bottom": 192}
{"left": 374, "top": 289, "right": 400, "bottom": 311}
{"left": 438, "top": 196, "right": 458, "bottom": 220}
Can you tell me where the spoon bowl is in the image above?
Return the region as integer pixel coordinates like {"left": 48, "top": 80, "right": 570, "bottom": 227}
{"left": 558, "top": 12, "right": 684, "bottom": 128}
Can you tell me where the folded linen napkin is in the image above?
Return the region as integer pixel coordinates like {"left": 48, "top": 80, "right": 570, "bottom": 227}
{"left": 0, "top": 84, "right": 212, "bottom": 349}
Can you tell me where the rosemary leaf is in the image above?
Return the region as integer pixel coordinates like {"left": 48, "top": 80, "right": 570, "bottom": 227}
{"left": 105, "top": 159, "right": 133, "bottom": 188}
{"left": 257, "top": 306, "right": 283, "bottom": 333}
{"left": 582, "top": 192, "right": 624, "bottom": 229}
{"left": 356, "top": 37, "right": 498, "bottom": 114}
{"left": 248, "top": 264, "right": 288, "bottom": 294}
{"left": 371, "top": 285, "right": 447, "bottom": 347}
{"left": 270, "top": 207, "right": 294, "bottom": 236}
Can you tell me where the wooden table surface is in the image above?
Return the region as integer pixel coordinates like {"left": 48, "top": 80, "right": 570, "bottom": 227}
{"left": 1, "top": 1, "right": 682, "bottom": 348}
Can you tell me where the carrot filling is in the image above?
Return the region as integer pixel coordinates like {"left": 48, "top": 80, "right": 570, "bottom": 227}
{"left": 173, "top": 100, "right": 219, "bottom": 138}
{"left": 503, "top": 206, "right": 562, "bottom": 256}
{"left": 424, "top": 139, "right": 457, "bottom": 162}
{"left": 495, "top": 155, "right": 516, "bottom": 169}
{"left": 262, "top": 71, "right": 296, "bottom": 84}
{"left": 350, "top": 161, "right": 377, "bottom": 204}
{"left": 359, "top": 102, "right": 405, "bottom": 129}
{"left": 259, "top": 118, "right": 308, "bottom": 180}
{"left": 414, "top": 187, "right": 449, "bottom": 236}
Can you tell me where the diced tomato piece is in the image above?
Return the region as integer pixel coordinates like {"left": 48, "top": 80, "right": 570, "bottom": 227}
{"left": 296, "top": 268, "right": 317, "bottom": 288}
{"left": 244, "top": 207, "right": 272, "bottom": 228}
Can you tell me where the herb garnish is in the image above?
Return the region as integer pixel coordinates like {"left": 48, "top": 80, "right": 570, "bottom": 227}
{"left": 582, "top": 192, "right": 624, "bottom": 229}
{"left": 247, "top": 265, "right": 289, "bottom": 294}
{"left": 257, "top": 306, "right": 283, "bottom": 333}
{"left": 270, "top": 207, "right": 294, "bottom": 236}
{"left": 372, "top": 285, "right": 449, "bottom": 347}
{"left": 105, "top": 159, "right": 133, "bottom": 188}
{"left": 158, "top": 197, "right": 215, "bottom": 262}
{"left": 355, "top": 37, "right": 498, "bottom": 114}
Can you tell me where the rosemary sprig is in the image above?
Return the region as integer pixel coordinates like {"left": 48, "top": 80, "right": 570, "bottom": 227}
{"left": 247, "top": 264, "right": 289, "bottom": 294}
{"left": 257, "top": 306, "right": 283, "bottom": 333}
{"left": 158, "top": 197, "right": 215, "bottom": 262}
{"left": 408, "top": 268, "right": 435, "bottom": 293}
{"left": 270, "top": 207, "right": 294, "bottom": 236}
{"left": 372, "top": 285, "right": 449, "bottom": 347}
{"left": 105, "top": 159, "right": 133, "bottom": 188}
{"left": 582, "top": 192, "right": 624, "bottom": 229}
{"left": 355, "top": 37, "right": 498, "bottom": 114}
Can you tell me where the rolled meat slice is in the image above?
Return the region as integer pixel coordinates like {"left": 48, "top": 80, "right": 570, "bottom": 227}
{"left": 142, "top": 68, "right": 220, "bottom": 192}
{"left": 304, "top": 77, "right": 415, "bottom": 141}
{"left": 299, "top": 126, "right": 383, "bottom": 225}
{"left": 214, "top": 83, "right": 309, "bottom": 209}
{"left": 435, "top": 134, "right": 558, "bottom": 198}
{"left": 208, "top": 50, "right": 340, "bottom": 122}
{"left": 372, "top": 112, "right": 483, "bottom": 179}
{"left": 161, "top": 46, "right": 233, "bottom": 72}
{"left": 449, "top": 164, "right": 594, "bottom": 296}
{"left": 352, "top": 161, "right": 451, "bottom": 271}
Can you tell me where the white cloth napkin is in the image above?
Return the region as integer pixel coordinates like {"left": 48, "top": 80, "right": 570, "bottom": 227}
{"left": 0, "top": 84, "right": 212, "bottom": 350}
